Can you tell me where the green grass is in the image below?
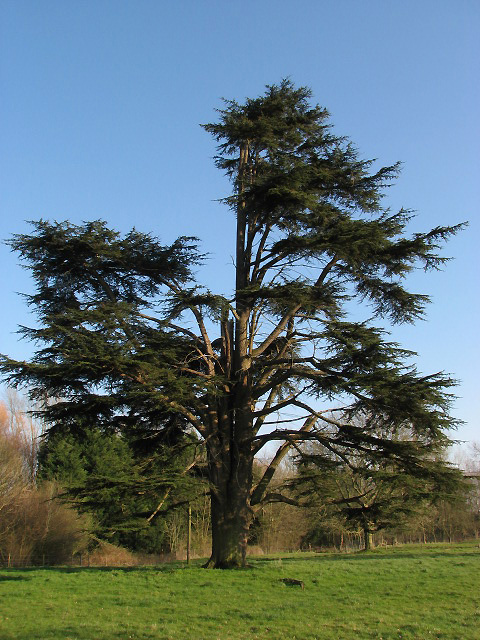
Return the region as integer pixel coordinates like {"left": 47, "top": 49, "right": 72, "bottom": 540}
{"left": 1, "top": 542, "right": 479, "bottom": 639}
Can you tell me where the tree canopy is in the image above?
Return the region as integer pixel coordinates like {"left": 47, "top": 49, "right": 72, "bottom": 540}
{"left": 0, "top": 80, "right": 465, "bottom": 567}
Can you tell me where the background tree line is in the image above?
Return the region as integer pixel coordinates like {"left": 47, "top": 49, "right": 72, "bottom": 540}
{"left": 1, "top": 390, "right": 478, "bottom": 566}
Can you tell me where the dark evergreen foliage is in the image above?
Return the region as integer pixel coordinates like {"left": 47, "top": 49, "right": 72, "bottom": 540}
{"left": 38, "top": 426, "right": 204, "bottom": 552}
{"left": 1, "top": 80, "right": 465, "bottom": 567}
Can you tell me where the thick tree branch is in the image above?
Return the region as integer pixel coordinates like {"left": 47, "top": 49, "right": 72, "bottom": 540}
{"left": 260, "top": 492, "right": 301, "bottom": 507}
{"left": 250, "top": 224, "right": 272, "bottom": 283}
{"left": 189, "top": 306, "right": 216, "bottom": 376}
{"left": 251, "top": 414, "right": 318, "bottom": 506}
{"left": 251, "top": 305, "right": 302, "bottom": 358}
{"left": 315, "top": 255, "right": 339, "bottom": 286}
{"left": 252, "top": 393, "right": 303, "bottom": 418}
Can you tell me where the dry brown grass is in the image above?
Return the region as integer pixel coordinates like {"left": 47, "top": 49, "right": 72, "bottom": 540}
{"left": 86, "top": 541, "right": 177, "bottom": 567}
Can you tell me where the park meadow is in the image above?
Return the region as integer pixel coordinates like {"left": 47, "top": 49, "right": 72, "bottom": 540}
{"left": 0, "top": 541, "right": 478, "bottom": 640}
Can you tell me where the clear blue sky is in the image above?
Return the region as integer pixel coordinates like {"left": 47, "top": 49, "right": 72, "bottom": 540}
{"left": 1, "top": 0, "right": 478, "bottom": 445}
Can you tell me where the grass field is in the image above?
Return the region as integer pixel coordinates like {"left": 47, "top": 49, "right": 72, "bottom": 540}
{"left": 0, "top": 542, "right": 478, "bottom": 639}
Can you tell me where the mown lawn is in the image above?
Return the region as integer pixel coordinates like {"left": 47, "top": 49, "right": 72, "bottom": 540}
{"left": 0, "top": 542, "right": 478, "bottom": 639}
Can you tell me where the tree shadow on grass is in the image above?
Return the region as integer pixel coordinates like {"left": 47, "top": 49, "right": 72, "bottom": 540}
{"left": 0, "top": 563, "right": 189, "bottom": 576}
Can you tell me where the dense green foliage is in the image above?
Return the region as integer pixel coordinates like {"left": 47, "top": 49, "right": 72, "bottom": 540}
{"left": 0, "top": 543, "right": 479, "bottom": 639}
{"left": 38, "top": 427, "right": 205, "bottom": 553}
{"left": 1, "top": 80, "right": 465, "bottom": 567}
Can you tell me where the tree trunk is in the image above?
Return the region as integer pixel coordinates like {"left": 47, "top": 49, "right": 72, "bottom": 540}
{"left": 363, "top": 525, "right": 374, "bottom": 551}
{"left": 204, "top": 434, "right": 253, "bottom": 568}
{"left": 204, "top": 140, "right": 255, "bottom": 569}
{"left": 206, "top": 495, "right": 250, "bottom": 568}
